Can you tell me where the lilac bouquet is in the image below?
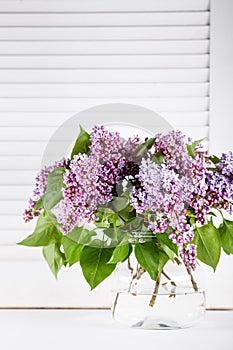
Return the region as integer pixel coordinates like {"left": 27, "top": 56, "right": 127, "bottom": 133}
{"left": 19, "top": 125, "right": 233, "bottom": 297}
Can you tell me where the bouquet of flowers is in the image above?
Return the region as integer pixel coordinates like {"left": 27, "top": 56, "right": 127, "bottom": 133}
{"left": 19, "top": 125, "right": 233, "bottom": 299}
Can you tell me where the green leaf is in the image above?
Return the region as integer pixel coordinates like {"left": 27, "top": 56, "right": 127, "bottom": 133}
{"left": 66, "top": 226, "right": 96, "bottom": 245}
{"left": 71, "top": 125, "right": 91, "bottom": 158}
{"left": 18, "top": 212, "right": 62, "bottom": 247}
{"left": 34, "top": 195, "right": 45, "bottom": 211}
{"left": 102, "top": 227, "right": 126, "bottom": 246}
{"left": 111, "top": 196, "right": 129, "bottom": 212}
{"left": 134, "top": 241, "right": 159, "bottom": 280}
{"left": 80, "top": 245, "right": 116, "bottom": 290}
{"left": 43, "top": 168, "right": 65, "bottom": 210}
{"left": 152, "top": 150, "right": 164, "bottom": 165}
{"left": 62, "top": 235, "right": 83, "bottom": 266}
{"left": 158, "top": 242, "right": 175, "bottom": 261}
{"left": 128, "top": 216, "right": 144, "bottom": 230}
{"left": 219, "top": 219, "right": 233, "bottom": 254}
{"left": 118, "top": 204, "right": 135, "bottom": 222}
{"left": 43, "top": 243, "right": 64, "bottom": 278}
{"left": 186, "top": 138, "right": 205, "bottom": 158}
{"left": 157, "top": 249, "right": 169, "bottom": 274}
{"left": 194, "top": 223, "right": 221, "bottom": 271}
{"left": 134, "top": 137, "right": 155, "bottom": 160}
{"left": 156, "top": 232, "right": 179, "bottom": 256}
{"left": 208, "top": 155, "right": 220, "bottom": 165}
{"left": 108, "top": 243, "right": 131, "bottom": 264}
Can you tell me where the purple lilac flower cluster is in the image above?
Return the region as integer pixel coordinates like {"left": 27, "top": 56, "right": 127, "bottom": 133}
{"left": 56, "top": 126, "right": 140, "bottom": 233}
{"left": 23, "top": 159, "right": 68, "bottom": 222}
{"left": 56, "top": 154, "right": 104, "bottom": 233}
{"left": 214, "top": 151, "right": 233, "bottom": 209}
{"left": 179, "top": 244, "right": 197, "bottom": 271}
{"left": 190, "top": 151, "right": 233, "bottom": 224}
{"left": 153, "top": 130, "right": 191, "bottom": 175}
{"left": 130, "top": 157, "right": 196, "bottom": 270}
{"left": 90, "top": 125, "right": 140, "bottom": 163}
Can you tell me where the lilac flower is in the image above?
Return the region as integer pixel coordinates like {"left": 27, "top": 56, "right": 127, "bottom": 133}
{"left": 90, "top": 125, "right": 140, "bottom": 164}
{"left": 130, "top": 150, "right": 198, "bottom": 269}
{"left": 153, "top": 130, "right": 191, "bottom": 175}
{"left": 56, "top": 154, "right": 107, "bottom": 233}
{"left": 179, "top": 244, "right": 197, "bottom": 270}
{"left": 56, "top": 126, "right": 140, "bottom": 234}
{"left": 190, "top": 151, "right": 233, "bottom": 224}
{"left": 217, "top": 151, "right": 233, "bottom": 180}
{"left": 23, "top": 159, "right": 68, "bottom": 222}
{"left": 130, "top": 158, "right": 194, "bottom": 242}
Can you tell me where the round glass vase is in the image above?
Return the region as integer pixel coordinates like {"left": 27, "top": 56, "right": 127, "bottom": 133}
{"left": 111, "top": 258, "right": 206, "bottom": 330}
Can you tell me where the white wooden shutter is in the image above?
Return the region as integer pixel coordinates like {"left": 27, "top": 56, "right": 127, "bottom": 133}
{"left": 0, "top": 0, "right": 214, "bottom": 307}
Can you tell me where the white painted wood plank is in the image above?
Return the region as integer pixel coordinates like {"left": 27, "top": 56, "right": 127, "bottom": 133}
{"left": 0, "top": 170, "right": 37, "bottom": 185}
{"left": 0, "top": 55, "right": 210, "bottom": 69}
{"left": 1, "top": 216, "right": 36, "bottom": 231}
{"left": 0, "top": 156, "right": 43, "bottom": 170}
{"left": 0, "top": 26, "right": 209, "bottom": 40}
{"left": 0, "top": 245, "right": 48, "bottom": 261}
{"left": 0, "top": 111, "right": 209, "bottom": 127}
{"left": 0, "top": 230, "right": 30, "bottom": 245}
{"left": 0, "top": 185, "right": 39, "bottom": 200}
{"left": 0, "top": 13, "right": 210, "bottom": 26}
{"left": 0, "top": 83, "right": 209, "bottom": 97}
{"left": 0, "top": 41, "right": 209, "bottom": 55}
{"left": 0, "top": 97, "right": 209, "bottom": 112}
{"left": 0, "top": 200, "right": 27, "bottom": 215}
{"left": 0, "top": 142, "right": 67, "bottom": 156}
{"left": 0, "top": 0, "right": 210, "bottom": 12}
{"left": 0, "top": 69, "right": 209, "bottom": 83}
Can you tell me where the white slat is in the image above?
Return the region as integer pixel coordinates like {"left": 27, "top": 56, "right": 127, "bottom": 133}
{"left": 0, "top": 231, "right": 31, "bottom": 245}
{"left": 1, "top": 216, "right": 37, "bottom": 231}
{"left": 0, "top": 41, "right": 209, "bottom": 55}
{"left": 0, "top": 156, "right": 43, "bottom": 170}
{"left": 0, "top": 200, "right": 27, "bottom": 215}
{"left": 0, "top": 0, "right": 210, "bottom": 12}
{"left": 0, "top": 186, "right": 36, "bottom": 200}
{"left": 0, "top": 69, "right": 209, "bottom": 83}
{"left": 0, "top": 112, "right": 209, "bottom": 127}
{"left": 0, "top": 171, "right": 37, "bottom": 185}
{"left": 0, "top": 142, "right": 66, "bottom": 156}
{"left": 0, "top": 246, "right": 41, "bottom": 261}
{"left": 0, "top": 13, "right": 209, "bottom": 26}
{"left": 0, "top": 83, "right": 209, "bottom": 97}
{"left": 0, "top": 27, "right": 209, "bottom": 41}
{"left": 0, "top": 55, "right": 210, "bottom": 69}
{"left": 0, "top": 97, "right": 209, "bottom": 112}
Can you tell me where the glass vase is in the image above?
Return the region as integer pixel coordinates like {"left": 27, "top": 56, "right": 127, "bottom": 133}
{"left": 111, "top": 258, "right": 206, "bottom": 330}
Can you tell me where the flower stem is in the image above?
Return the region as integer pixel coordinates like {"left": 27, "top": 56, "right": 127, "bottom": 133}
{"left": 127, "top": 257, "right": 134, "bottom": 274}
{"left": 112, "top": 292, "right": 119, "bottom": 319}
{"left": 128, "top": 264, "right": 145, "bottom": 292}
{"left": 162, "top": 270, "right": 176, "bottom": 287}
{"left": 149, "top": 273, "right": 161, "bottom": 308}
{"left": 187, "top": 268, "right": 198, "bottom": 292}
